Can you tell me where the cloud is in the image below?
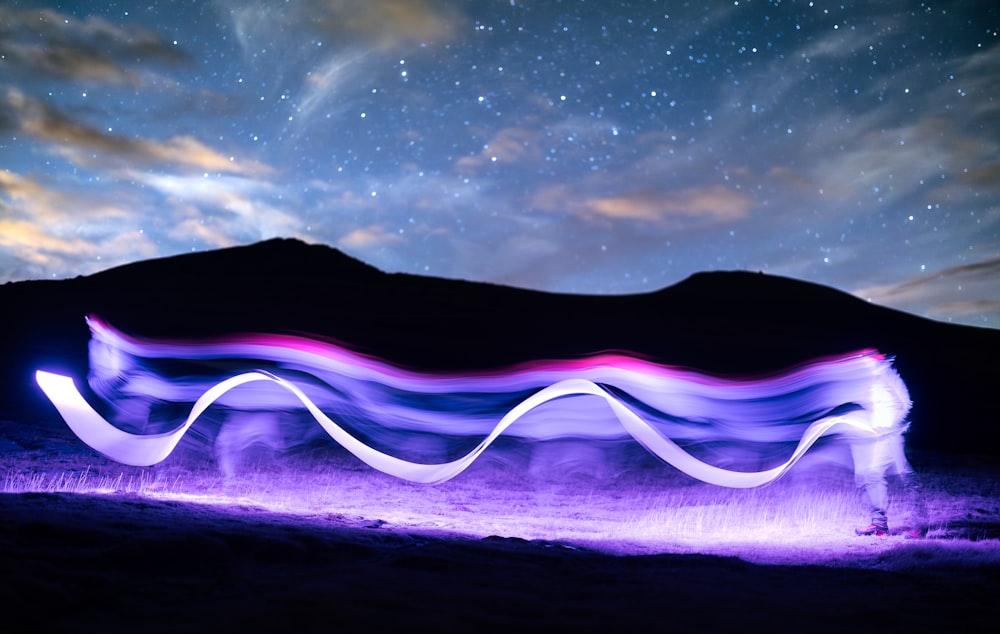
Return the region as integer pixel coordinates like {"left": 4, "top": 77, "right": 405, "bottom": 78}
{"left": 5, "top": 90, "right": 272, "bottom": 175}
{"left": 960, "top": 163, "right": 1000, "bottom": 189}
{"left": 953, "top": 44, "right": 1000, "bottom": 118}
{"left": 852, "top": 257, "right": 1000, "bottom": 320}
{"left": 0, "top": 170, "right": 159, "bottom": 281}
{"left": 132, "top": 172, "right": 306, "bottom": 243}
{"left": 166, "top": 209, "right": 302, "bottom": 249}
{"left": 932, "top": 299, "right": 1000, "bottom": 318}
{"left": 296, "top": 50, "right": 371, "bottom": 122}
{"left": 797, "top": 20, "right": 889, "bottom": 61}
{"left": 532, "top": 184, "right": 753, "bottom": 226}
{"left": 0, "top": 217, "right": 156, "bottom": 280}
{"left": 1, "top": 42, "right": 140, "bottom": 85}
{"left": 857, "top": 258, "right": 1000, "bottom": 299}
{"left": 0, "top": 169, "right": 66, "bottom": 210}
{"left": 0, "top": 218, "right": 99, "bottom": 266}
{"left": 337, "top": 225, "right": 404, "bottom": 250}
{"left": 226, "top": 0, "right": 465, "bottom": 128}
{"left": 455, "top": 125, "right": 546, "bottom": 172}
{"left": 0, "top": 7, "right": 188, "bottom": 84}
{"left": 0, "top": 169, "right": 131, "bottom": 226}
{"left": 228, "top": 0, "right": 463, "bottom": 60}
{"left": 0, "top": 166, "right": 305, "bottom": 281}
{"left": 297, "top": 0, "right": 463, "bottom": 51}
{"left": 588, "top": 187, "right": 754, "bottom": 223}
{"left": 134, "top": 172, "right": 269, "bottom": 199}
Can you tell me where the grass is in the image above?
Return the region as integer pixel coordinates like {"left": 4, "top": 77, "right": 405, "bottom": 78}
{"left": 2, "top": 466, "right": 177, "bottom": 495}
{"left": 3, "top": 418, "right": 1000, "bottom": 566}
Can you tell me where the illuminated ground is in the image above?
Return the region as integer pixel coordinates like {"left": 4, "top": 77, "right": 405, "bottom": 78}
{"left": 5, "top": 418, "right": 1000, "bottom": 563}
{"left": 3, "top": 418, "right": 1000, "bottom": 630}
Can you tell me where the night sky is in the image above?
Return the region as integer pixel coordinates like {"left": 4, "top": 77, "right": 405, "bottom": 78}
{"left": 1, "top": 1, "right": 997, "bottom": 328}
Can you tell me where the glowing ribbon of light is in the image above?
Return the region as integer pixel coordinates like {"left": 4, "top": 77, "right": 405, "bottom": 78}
{"left": 35, "top": 369, "right": 878, "bottom": 486}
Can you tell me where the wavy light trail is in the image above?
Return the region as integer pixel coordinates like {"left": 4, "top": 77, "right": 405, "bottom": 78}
{"left": 34, "top": 317, "right": 912, "bottom": 486}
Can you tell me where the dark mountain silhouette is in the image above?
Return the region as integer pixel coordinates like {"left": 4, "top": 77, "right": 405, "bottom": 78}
{"left": 2, "top": 237, "right": 997, "bottom": 454}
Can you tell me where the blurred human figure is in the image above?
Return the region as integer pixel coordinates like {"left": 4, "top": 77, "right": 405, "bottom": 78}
{"left": 850, "top": 357, "right": 927, "bottom": 537}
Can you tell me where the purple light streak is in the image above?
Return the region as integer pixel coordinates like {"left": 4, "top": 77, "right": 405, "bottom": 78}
{"left": 35, "top": 317, "right": 911, "bottom": 486}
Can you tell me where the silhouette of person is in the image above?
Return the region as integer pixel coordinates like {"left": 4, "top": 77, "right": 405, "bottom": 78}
{"left": 850, "top": 357, "right": 927, "bottom": 537}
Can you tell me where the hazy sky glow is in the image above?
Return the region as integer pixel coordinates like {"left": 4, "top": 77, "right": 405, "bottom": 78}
{"left": 1, "top": 1, "right": 997, "bottom": 327}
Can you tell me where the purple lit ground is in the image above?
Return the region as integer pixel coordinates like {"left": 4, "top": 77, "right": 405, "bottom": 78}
{"left": 3, "top": 418, "right": 1000, "bottom": 631}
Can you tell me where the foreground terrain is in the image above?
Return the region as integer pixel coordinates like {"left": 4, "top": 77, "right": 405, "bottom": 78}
{"left": 3, "top": 418, "right": 999, "bottom": 632}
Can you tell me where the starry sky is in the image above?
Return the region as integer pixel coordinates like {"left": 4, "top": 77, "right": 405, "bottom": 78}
{"left": 1, "top": 1, "right": 997, "bottom": 328}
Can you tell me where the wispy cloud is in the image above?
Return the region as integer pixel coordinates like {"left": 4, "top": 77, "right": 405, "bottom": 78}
{"left": 0, "top": 6, "right": 188, "bottom": 84}
{"left": 297, "top": 0, "right": 463, "bottom": 51}
{"left": 587, "top": 186, "right": 753, "bottom": 224}
{"left": 531, "top": 183, "right": 753, "bottom": 226}
{"left": 960, "top": 163, "right": 1000, "bottom": 189}
{"left": 932, "top": 299, "right": 1000, "bottom": 318}
{"left": 0, "top": 218, "right": 100, "bottom": 266}
{"left": 337, "top": 224, "right": 405, "bottom": 250}
{"left": 226, "top": 0, "right": 464, "bottom": 128}
{"left": 229, "top": 0, "right": 462, "bottom": 55}
{"left": 454, "top": 125, "right": 546, "bottom": 171}
{"left": 0, "top": 170, "right": 157, "bottom": 280}
{"left": 132, "top": 171, "right": 306, "bottom": 244}
{"left": 852, "top": 257, "right": 1000, "bottom": 321}
{"left": 0, "top": 169, "right": 68, "bottom": 213}
{"left": 0, "top": 169, "right": 131, "bottom": 225}
{"left": 5, "top": 90, "right": 271, "bottom": 175}
{"left": 296, "top": 50, "right": 371, "bottom": 122}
